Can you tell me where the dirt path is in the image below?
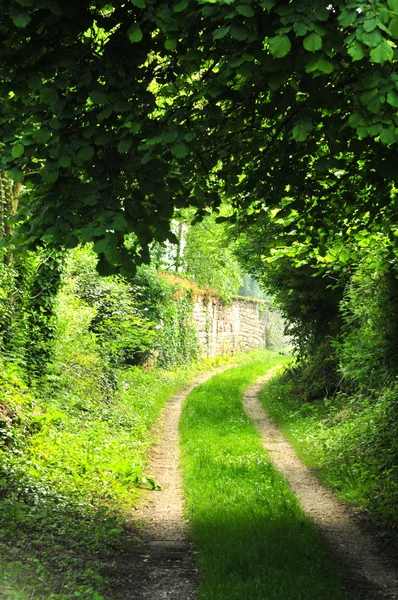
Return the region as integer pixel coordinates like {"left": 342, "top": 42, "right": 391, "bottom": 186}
{"left": 243, "top": 371, "right": 398, "bottom": 600}
{"left": 131, "top": 368, "right": 228, "bottom": 600}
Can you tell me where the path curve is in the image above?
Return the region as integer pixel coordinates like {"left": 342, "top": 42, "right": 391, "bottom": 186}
{"left": 243, "top": 371, "right": 398, "bottom": 600}
{"left": 133, "top": 368, "right": 229, "bottom": 600}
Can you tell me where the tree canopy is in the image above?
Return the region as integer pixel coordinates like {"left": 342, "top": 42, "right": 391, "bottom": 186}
{"left": 1, "top": 0, "right": 397, "bottom": 273}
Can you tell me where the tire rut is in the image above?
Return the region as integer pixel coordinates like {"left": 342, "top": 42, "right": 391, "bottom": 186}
{"left": 131, "top": 367, "right": 229, "bottom": 600}
{"left": 243, "top": 371, "right": 398, "bottom": 600}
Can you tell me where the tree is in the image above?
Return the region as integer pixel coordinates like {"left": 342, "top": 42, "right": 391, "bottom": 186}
{"left": 0, "top": 1, "right": 397, "bottom": 273}
{"left": 183, "top": 213, "right": 242, "bottom": 297}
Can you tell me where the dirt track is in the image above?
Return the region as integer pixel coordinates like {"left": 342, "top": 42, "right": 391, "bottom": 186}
{"left": 118, "top": 366, "right": 398, "bottom": 599}
{"left": 243, "top": 372, "right": 398, "bottom": 600}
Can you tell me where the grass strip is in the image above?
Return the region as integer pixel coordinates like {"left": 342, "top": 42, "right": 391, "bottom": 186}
{"left": 180, "top": 353, "right": 349, "bottom": 600}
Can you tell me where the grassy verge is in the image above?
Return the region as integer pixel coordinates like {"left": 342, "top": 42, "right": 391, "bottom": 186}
{"left": 259, "top": 373, "right": 398, "bottom": 535}
{"left": 180, "top": 353, "right": 349, "bottom": 600}
{"left": 0, "top": 350, "right": 271, "bottom": 600}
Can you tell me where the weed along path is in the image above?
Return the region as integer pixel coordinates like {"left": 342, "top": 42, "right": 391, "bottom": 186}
{"left": 243, "top": 374, "right": 398, "bottom": 600}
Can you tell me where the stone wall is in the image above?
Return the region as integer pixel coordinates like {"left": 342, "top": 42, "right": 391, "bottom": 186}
{"left": 192, "top": 295, "right": 280, "bottom": 358}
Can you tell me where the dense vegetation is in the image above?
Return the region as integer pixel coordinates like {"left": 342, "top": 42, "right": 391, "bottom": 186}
{"left": 232, "top": 219, "right": 398, "bottom": 536}
{"left": 0, "top": 239, "right": 266, "bottom": 598}
{"left": 0, "top": 0, "right": 397, "bottom": 596}
{"left": 0, "top": 1, "right": 397, "bottom": 273}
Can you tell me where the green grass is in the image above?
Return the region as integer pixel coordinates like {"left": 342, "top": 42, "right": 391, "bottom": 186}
{"left": 259, "top": 373, "right": 398, "bottom": 535}
{"left": 180, "top": 353, "right": 349, "bottom": 600}
{"left": 0, "top": 350, "right": 269, "bottom": 599}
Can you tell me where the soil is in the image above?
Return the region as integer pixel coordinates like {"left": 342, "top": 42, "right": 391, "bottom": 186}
{"left": 242, "top": 371, "right": 398, "bottom": 600}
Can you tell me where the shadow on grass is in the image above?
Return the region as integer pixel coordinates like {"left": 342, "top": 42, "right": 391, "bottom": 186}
{"left": 0, "top": 486, "right": 148, "bottom": 600}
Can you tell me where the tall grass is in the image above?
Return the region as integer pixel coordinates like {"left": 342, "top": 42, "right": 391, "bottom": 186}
{"left": 180, "top": 354, "right": 349, "bottom": 600}
{"left": 0, "top": 350, "right": 269, "bottom": 599}
{"left": 260, "top": 373, "right": 398, "bottom": 534}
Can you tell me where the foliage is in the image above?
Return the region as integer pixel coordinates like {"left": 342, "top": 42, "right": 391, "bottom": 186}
{"left": 336, "top": 242, "right": 398, "bottom": 388}
{"left": 156, "top": 282, "right": 200, "bottom": 369}
{"left": 0, "top": 244, "right": 64, "bottom": 378}
{"left": 261, "top": 373, "right": 398, "bottom": 535}
{"left": 23, "top": 248, "right": 64, "bottom": 378}
{"left": 180, "top": 354, "right": 348, "bottom": 600}
{"left": 0, "top": 269, "right": 259, "bottom": 598}
{"left": 0, "top": 1, "right": 397, "bottom": 272}
{"left": 232, "top": 213, "right": 346, "bottom": 359}
{"left": 182, "top": 214, "right": 242, "bottom": 298}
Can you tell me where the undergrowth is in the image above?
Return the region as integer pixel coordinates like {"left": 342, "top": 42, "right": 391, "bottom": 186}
{"left": 180, "top": 354, "right": 349, "bottom": 600}
{"left": 0, "top": 350, "right": 268, "bottom": 600}
{"left": 260, "top": 373, "right": 398, "bottom": 536}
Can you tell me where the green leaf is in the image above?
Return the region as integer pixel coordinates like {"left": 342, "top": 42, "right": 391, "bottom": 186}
{"left": 171, "top": 142, "right": 189, "bottom": 158}
{"left": 387, "top": 90, "right": 398, "bottom": 107}
{"left": 97, "top": 106, "right": 113, "bottom": 121}
{"left": 303, "top": 32, "right": 322, "bottom": 52}
{"left": 389, "top": 18, "right": 398, "bottom": 39}
{"left": 370, "top": 40, "right": 394, "bottom": 63}
{"left": 347, "top": 41, "right": 366, "bottom": 61}
{"left": 230, "top": 24, "right": 250, "bottom": 40}
{"left": 292, "top": 121, "right": 313, "bottom": 142}
{"left": 127, "top": 122, "right": 141, "bottom": 134}
{"left": 64, "top": 235, "right": 79, "bottom": 249}
{"left": 93, "top": 238, "right": 109, "bottom": 254}
{"left": 339, "top": 249, "right": 350, "bottom": 263}
{"left": 363, "top": 17, "right": 377, "bottom": 32}
{"left": 76, "top": 145, "right": 95, "bottom": 161}
{"left": 40, "top": 88, "right": 58, "bottom": 105}
{"left": 165, "top": 38, "right": 177, "bottom": 50}
{"left": 162, "top": 129, "right": 178, "bottom": 143}
{"left": 41, "top": 168, "right": 59, "bottom": 183}
{"left": 380, "top": 128, "right": 396, "bottom": 145}
{"left": 27, "top": 74, "right": 41, "bottom": 89}
{"left": 59, "top": 155, "right": 72, "bottom": 168}
{"left": 96, "top": 260, "right": 117, "bottom": 276}
{"left": 236, "top": 5, "right": 255, "bottom": 17}
{"left": 89, "top": 90, "right": 108, "bottom": 104}
{"left": 127, "top": 24, "right": 143, "bottom": 43}
{"left": 32, "top": 128, "right": 52, "bottom": 143}
{"left": 83, "top": 193, "right": 100, "bottom": 206}
{"left": 7, "top": 167, "right": 23, "bottom": 182}
{"left": 12, "top": 143, "right": 24, "bottom": 158}
{"left": 12, "top": 12, "right": 31, "bottom": 27}
{"left": 314, "top": 7, "right": 330, "bottom": 21}
{"left": 306, "top": 57, "right": 334, "bottom": 74}
{"left": 174, "top": 0, "right": 189, "bottom": 11}
{"left": 117, "top": 137, "right": 132, "bottom": 154}
{"left": 337, "top": 10, "right": 357, "bottom": 27}
{"left": 268, "top": 35, "right": 291, "bottom": 58}
{"left": 259, "top": 0, "right": 275, "bottom": 11}
{"left": 361, "top": 29, "right": 382, "bottom": 48}
{"left": 294, "top": 21, "right": 309, "bottom": 36}
{"left": 130, "top": 0, "right": 146, "bottom": 6}
{"left": 112, "top": 214, "right": 128, "bottom": 231}
{"left": 141, "top": 150, "right": 152, "bottom": 164}
{"left": 184, "top": 131, "right": 196, "bottom": 142}
{"left": 94, "top": 130, "right": 112, "bottom": 145}
{"left": 213, "top": 26, "right": 230, "bottom": 40}
{"left": 388, "top": 0, "right": 398, "bottom": 11}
